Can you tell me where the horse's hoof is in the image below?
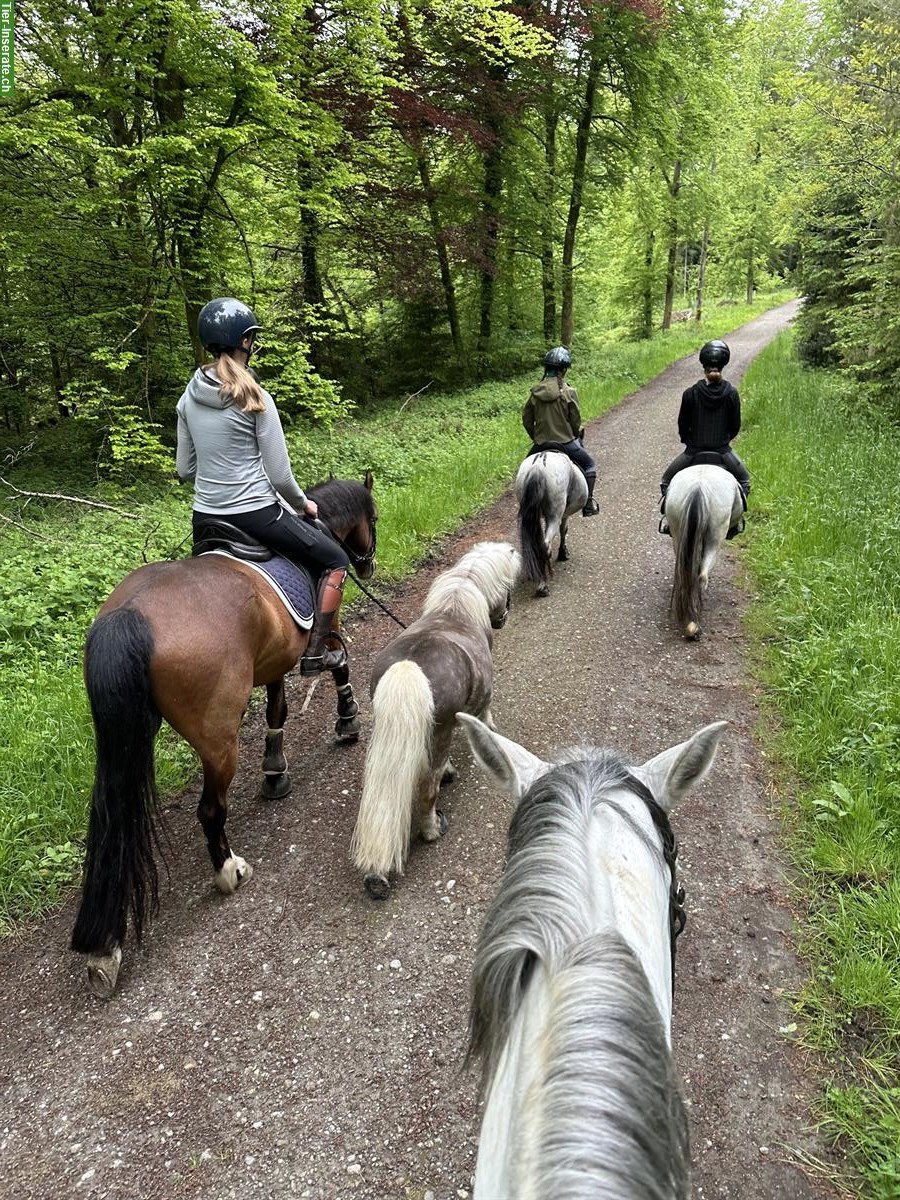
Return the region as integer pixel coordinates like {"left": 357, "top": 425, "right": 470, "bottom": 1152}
{"left": 259, "top": 771, "right": 292, "bottom": 801}
{"left": 364, "top": 873, "right": 390, "bottom": 900}
{"left": 335, "top": 716, "right": 361, "bottom": 741}
{"left": 215, "top": 855, "right": 253, "bottom": 895}
{"left": 557, "top": 547, "right": 569, "bottom": 562}
{"left": 685, "top": 622, "right": 702, "bottom": 641}
{"left": 441, "top": 763, "right": 458, "bottom": 786}
{"left": 86, "top": 946, "right": 122, "bottom": 1000}
{"left": 536, "top": 582, "right": 550, "bottom": 598}
{"left": 438, "top": 810, "right": 449, "bottom": 836}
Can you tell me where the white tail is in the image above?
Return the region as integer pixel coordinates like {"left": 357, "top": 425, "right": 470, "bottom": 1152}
{"left": 351, "top": 661, "right": 435, "bottom": 877}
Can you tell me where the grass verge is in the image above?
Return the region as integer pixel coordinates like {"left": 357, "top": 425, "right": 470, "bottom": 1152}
{"left": 740, "top": 331, "right": 900, "bottom": 1198}
{"left": 0, "top": 289, "right": 793, "bottom": 929}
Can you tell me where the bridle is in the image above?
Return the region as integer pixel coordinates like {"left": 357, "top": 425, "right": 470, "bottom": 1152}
{"left": 314, "top": 513, "right": 377, "bottom": 574}
{"left": 625, "top": 774, "right": 687, "bottom": 988}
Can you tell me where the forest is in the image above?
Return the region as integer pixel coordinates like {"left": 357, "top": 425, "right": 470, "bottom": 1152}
{"left": 1, "top": 0, "right": 899, "bottom": 1195}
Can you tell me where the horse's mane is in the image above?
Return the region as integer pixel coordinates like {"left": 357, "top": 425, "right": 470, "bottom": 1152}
{"left": 421, "top": 541, "right": 519, "bottom": 629}
{"left": 525, "top": 932, "right": 690, "bottom": 1200}
{"left": 307, "top": 478, "right": 376, "bottom": 528}
{"left": 468, "top": 754, "right": 689, "bottom": 1199}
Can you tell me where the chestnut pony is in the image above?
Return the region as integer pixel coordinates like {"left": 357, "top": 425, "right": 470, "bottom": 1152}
{"left": 71, "top": 473, "right": 377, "bottom": 999}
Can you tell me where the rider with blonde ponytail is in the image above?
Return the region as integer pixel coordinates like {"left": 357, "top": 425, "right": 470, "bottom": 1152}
{"left": 176, "top": 297, "right": 349, "bottom": 675}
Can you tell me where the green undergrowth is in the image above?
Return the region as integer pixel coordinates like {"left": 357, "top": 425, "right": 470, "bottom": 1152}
{"left": 740, "top": 332, "right": 900, "bottom": 1198}
{"left": 0, "top": 290, "right": 792, "bottom": 929}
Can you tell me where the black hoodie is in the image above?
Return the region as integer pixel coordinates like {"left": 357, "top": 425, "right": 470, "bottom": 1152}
{"left": 677, "top": 378, "right": 741, "bottom": 453}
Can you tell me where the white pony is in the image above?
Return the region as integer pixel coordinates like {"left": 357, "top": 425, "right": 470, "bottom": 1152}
{"left": 515, "top": 451, "right": 588, "bottom": 597}
{"left": 458, "top": 713, "right": 728, "bottom": 1200}
{"left": 666, "top": 464, "right": 743, "bottom": 640}
{"left": 350, "top": 542, "right": 520, "bottom": 898}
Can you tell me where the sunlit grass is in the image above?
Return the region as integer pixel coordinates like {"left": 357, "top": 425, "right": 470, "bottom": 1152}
{"left": 741, "top": 332, "right": 900, "bottom": 1196}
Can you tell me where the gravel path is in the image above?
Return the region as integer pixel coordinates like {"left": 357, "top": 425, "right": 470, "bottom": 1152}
{"left": 1, "top": 300, "right": 843, "bottom": 1200}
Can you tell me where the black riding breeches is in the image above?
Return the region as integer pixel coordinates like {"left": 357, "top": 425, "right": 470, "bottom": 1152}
{"left": 193, "top": 503, "right": 349, "bottom": 577}
{"left": 557, "top": 439, "right": 597, "bottom": 481}
{"left": 661, "top": 449, "right": 750, "bottom": 490}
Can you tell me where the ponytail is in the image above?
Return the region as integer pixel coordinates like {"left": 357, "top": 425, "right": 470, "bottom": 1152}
{"left": 705, "top": 367, "right": 723, "bottom": 384}
{"left": 214, "top": 350, "right": 266, "bottom": 413}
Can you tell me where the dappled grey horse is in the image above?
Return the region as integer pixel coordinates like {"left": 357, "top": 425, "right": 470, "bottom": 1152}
{"left": 350, "top": 541, "right": 520, "bottom": 898}
{"left": 515, "top": 451, "right": 588, "bottom": 597}
{"left": 458, "top": 713, "right": 728, "bottom": 1200}
{"left": 666, "top": 463, "right": 743, "bottom": 639}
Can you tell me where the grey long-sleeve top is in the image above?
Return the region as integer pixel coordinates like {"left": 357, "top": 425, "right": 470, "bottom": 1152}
{"left": 175, "top": 367, "right": 308, "bottom": 515}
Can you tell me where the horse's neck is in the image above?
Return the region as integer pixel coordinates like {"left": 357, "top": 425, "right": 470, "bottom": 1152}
{"left": 587, "top": 801, "right": 673, "bottom": 1030}
{"left": 475, "top": 969, "right": 551, "bottom": 1200}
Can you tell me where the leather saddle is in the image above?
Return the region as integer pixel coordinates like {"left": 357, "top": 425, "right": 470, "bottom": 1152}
{"left": 192, "top": 520, "right": 273, "bottom": 562}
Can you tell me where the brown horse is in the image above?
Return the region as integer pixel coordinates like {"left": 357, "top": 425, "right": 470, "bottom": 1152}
{"left": 71, "top": 474, "right": 377, "bottom": 999}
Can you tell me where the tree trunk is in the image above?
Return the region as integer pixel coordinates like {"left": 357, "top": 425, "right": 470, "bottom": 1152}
{"left": 541, "top": 103, "right": 558, "bottom": 342}
{"left": 477, "top": 130, "right": 504, "bottom": 351}
{"left": 416, "top": 150, "right": 464, "bottom": 359}
{"left": 662, "top": 159, "right": 682, "bottom": 331}
{"left": 560, "top": 49, "right": 602, "bottom": 346}
{"left": 746, "top": 251, "right": 756, "bottom": 304}
{"left": 695, "top": 219, "right": 709, "bottom": 322}
{"left": 640, "top": 230, "right": 655, "bottom": 340}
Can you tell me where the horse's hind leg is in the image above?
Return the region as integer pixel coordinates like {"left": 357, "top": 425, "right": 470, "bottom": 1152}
{"left": 418, "top": 769, "right": 448, "bottom": 842}
{"left": 557, "top": 516, "right": 570, "bottom": 562}
{"left": 260, "top": 679, "right": 291, "bottom": 801}
{"left": 196, "top": 738, "right": 252, "bottom": 894}
{"left": 330, "top": 655, "right": 361, "bottom": 742}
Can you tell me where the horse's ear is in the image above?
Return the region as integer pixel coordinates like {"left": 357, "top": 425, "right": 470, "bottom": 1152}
{"left": 456, "top": 714, "right": 548, "bottom": 801}
{"left": 635, "top": 721, "right": 729, "bottom": 812}
{"left": 363, "top": 470, "right": 374, "bottom": 492}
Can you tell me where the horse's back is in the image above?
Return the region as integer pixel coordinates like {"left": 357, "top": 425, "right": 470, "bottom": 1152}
{"left": 94, "top": 556, "right": 303, "bottom": 698}
{"left": 516, "top": 451, "right": 586, "bottom": 517}
{"left": 372, "top": 614, "right": 492, "bottom": 721}
{"left": 667, "top": 465, "right": 740, "bottom": 530}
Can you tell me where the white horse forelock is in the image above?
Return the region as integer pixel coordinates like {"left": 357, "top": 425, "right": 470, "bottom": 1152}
{"left": 469, "top": 753, "right": 690, "bottom": 1200}
{"left": 422, "top": 541, "right": 520, "bottom": 629}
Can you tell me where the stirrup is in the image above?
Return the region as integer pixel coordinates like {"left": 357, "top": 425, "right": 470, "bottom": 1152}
{"left": 725, "top": 516, "right": 745, "bottom": 541}
{"left": 582, "top": 499, "right": 599, "bottom": 517}
{"left": 300, "top": 631, "right": 348, "bottom": 676}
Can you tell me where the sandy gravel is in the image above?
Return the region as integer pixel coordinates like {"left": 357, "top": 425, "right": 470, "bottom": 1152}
{"left": 0, "top": 300, "right": 845, "bottom": 1200}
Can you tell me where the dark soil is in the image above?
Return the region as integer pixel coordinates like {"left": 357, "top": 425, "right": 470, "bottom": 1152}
{"left": 0, "top": 301, "right": 847, "bottom": 1199}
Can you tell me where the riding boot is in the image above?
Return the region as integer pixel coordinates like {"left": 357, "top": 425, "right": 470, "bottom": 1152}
{"left": 659, "top": 483, "right": 671, "bottom": 536}
{"left": 582, "top": 473, "right": 600, "bottom": 517}
{"left": 300, "top": 568, "right": 349, "bottom": 676}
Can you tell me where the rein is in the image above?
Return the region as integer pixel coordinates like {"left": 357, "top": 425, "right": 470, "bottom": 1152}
{"left": 627, "top": 774, "right": 687, "bottom": 986}
{"left": 313, "top": 516, "right": 407, "bottom": 630}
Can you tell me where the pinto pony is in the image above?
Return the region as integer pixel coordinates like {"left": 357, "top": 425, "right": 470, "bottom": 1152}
{"left": 350, "top": 541, "right": 520, "bottom": 898}
{"left": 458, "top": 713, "right": 728, "bottom": 1200}
{"left": 71, "top": 475, "right": 377, "bottom": 998}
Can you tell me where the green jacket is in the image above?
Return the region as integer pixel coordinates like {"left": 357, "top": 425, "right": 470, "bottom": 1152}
{"left": 522, "top": 376, "right": 582, "bottom": 445}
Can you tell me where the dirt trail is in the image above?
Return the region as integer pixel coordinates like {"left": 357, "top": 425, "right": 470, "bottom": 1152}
{"left": 0, "top": 300, "right": 842, "bottom": 1200}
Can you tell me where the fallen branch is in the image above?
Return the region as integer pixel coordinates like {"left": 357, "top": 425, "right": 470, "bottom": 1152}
{"left": 0, "top": 512, "right": 53, "bottom": 542}
{"left": 0, "top": 476, "right": 141, "bottom": 520}
{"left": 398, "top": 381, "right": 433, "bottom": 414}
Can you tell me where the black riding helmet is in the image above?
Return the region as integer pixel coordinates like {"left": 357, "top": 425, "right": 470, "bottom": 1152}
{"left": 699, "top": 340, "right": 730, "bottom": 370}
{"left": 198, "top": 297, "right": 262, "bottom": 354}
{"left": 543, "top": 345, "right": 572, "bottom": 374}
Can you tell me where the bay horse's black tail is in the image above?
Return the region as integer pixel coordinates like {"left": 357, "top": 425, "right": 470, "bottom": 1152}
{"left": 71, "top": 608, "right": 164, "bottom": 957}
{"left": 672, "top": 488, "right": 705, "bottom": 630}
{"left": 518, "top": 470, "right": 551, "bottom": 583}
